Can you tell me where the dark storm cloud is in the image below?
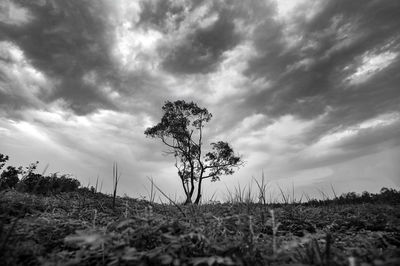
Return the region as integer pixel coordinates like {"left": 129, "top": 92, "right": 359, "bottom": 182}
{"left": 0, "top": 0, "right": 117, "bottom": 115}
{"left": 138, "top": 0, "right": 242, "bottom": 74}
{"left": 301, "top": 55, "right": 400, "bottom": 143}
{"left": 138, "top": 0, "right": 188, "bottom": 31}
{"left": 162, "top": 15, "right": 241, "bottom": 74}
{"left": 1, "top": 0, "right": 399, "bottom": 154}
{"left": 242, "top": 0, "right": 400, "bottom": 144}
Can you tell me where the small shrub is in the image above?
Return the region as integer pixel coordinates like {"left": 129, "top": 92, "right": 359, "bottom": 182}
{"left": 17, "top": 173, "right": 80, "bottom": 195}
{"left": 0, "top": 153, "right": 9, "bottom": 170}
{"left": 0, "top": 166, "right": 20, "bottom": 190}
{"left": 52, "top": 174, "right": 81, "bottom": 193}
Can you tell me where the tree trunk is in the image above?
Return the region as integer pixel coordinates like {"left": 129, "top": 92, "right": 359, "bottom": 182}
{"left": 194, "top": 167, "right": 204, "bottom": 205}
{"left": 184, "top": 196, "right": 192, "bottom": 205}
{"left": 185, "top": 159, "right": 195, "bottom": 205}
{"left": 194, "top": 178, "right": 203, "bottom": 204}
{"left": 184, "top": 187, "right": 194, "bottom": 205}
{"left": 194, "top": 193, "right": 201, "bottom": 205}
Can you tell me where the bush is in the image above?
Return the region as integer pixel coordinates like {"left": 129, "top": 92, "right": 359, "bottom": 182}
{"left": 0, "top": 166, "right": 20, "bottom": 190}
{"left": 17, "top": 173, "right": 81, "bottom": 195}
{"left": 0, "top": 153, "right": 9, "bottom": 170}
{"left": 53, "top": 174, "right": 81, "bottom": 193}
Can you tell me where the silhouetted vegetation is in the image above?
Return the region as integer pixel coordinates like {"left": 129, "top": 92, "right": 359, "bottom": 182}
{"left": 0, "top": 153, "right": 80, "bottom": 195}
{"left": 145, "top": 100, "right": 243, "bottom": 204}
{"left": 17, "top": 173, "right": 81, "bottom": 195}
{"left": 0, "top": 154, "right": 9, "bottom": 169}
{"left": 301, "top": 188, "right": 400, "bottom": 206}
{"left": 0, "top": 166, "right": 19, "bottom": 190}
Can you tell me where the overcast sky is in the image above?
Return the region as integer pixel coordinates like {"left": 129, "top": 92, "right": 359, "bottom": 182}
{"left": 1, "top": 0, "right": 399, "bottom": 202}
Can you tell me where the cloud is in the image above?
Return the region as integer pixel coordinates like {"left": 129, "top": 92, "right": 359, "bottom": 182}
{"left": 137, "top": 0, "right": 244, "bottom": 75}
{"left": 238, "top": 0, "right": 400, "bottom": 145}
{"left": 161, "top": 11, "right": 241, "bottom": 74}
{"left": 0, "top": 0, "right": 121, "bottom": 115}
{"left": 346, "top": 50, "right": 398, "bottom": 85}
{"left": 0, "top": 102, "right": 178, "bottom": 193}
{"left": 0, "top": 0, "right": 399, "bottom": 199}
{"left": 0, "top": 41, "right": 50, "bottom": 117}
{"left": 291, "top": 112, "right": 400, "bottom": 170}
{"left": 138, "top": 0, "right": 188, "bottom": 31}
{"left": 0, "top": 0, "right": 33, "bottom": 26}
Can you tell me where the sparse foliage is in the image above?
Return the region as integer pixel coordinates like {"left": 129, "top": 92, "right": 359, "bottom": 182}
{"left": 145, "top": 100, "right": 243, "bottom": 204}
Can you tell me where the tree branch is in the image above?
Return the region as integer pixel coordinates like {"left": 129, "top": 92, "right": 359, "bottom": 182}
{"left": 204, "top": 162, "right": 243, "bottom": 170}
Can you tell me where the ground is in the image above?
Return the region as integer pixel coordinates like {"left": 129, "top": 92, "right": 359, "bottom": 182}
{"left": 1, "top": 189, "right": 399, "bottom": 265}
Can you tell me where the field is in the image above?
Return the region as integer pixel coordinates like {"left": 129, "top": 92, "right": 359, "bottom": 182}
{"left": 1, "top": 188, "right": 400, "bottom": 266}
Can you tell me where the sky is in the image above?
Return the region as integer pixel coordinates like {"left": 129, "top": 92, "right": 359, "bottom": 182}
{"left": 0, "top": 0, "right": 399, "bottom": 202}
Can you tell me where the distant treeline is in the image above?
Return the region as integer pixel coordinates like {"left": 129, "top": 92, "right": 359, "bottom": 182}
{"left": 1, "top": 153, "right": 399, "bottom": 204}
{"left": 0, "top": 153, "right": 80, "bottom": 195}
{"left": 300, "top": 187, "right": 400, "bottom": 206}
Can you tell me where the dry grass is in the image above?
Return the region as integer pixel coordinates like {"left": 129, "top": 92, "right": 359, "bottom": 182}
{"left": 0, "top": 188, "right": 399, "bottom": 266}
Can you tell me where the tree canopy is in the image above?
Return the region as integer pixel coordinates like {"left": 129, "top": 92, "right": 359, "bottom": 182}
{"left": 145, "top": 100, "right": 243, "bottom": 204}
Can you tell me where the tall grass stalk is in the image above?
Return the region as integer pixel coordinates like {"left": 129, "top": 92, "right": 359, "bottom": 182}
{"left": 304, "top": 192, "right": 311, "bottom": 202}
{"left": 298, "top": 193, "right": 304, "bottom": 204}
{"left": 112, "top": 162, "right": 121, "bottom": 210}
{"left": 147, "top": 177, "right": 186, "bottom": 218}
{"left": 253, "top": 171, "right": 269, "bottom": 205}
{"left": 245, "top": 182, "right": 254, "bottom": 204}
{"left": 316, "top": 187, "right": 329, "bottom": 201}
{"left": 330, "top": 183, "right": 338, "bottom": 200}
{"left": 224, "top": 182, "right": 255, "bottom": 204}
{"left": 224, "top": 183, "right": 234, "bottom": 203}
{"left": 99, "top": 179, "right": 103, "bottom": 194}
{"left": 277, "top": 183, "right": 289, "bottom": 204}
{"left": 41, "top": 163, "right": 49, "bottom": 176}
{"left": 292, "top": 181, "right": 295, "bottom": 204}
{"left": 95, "top": 175, "right": 99, "bottom": 193}
{"left": 145, "top": 177, "right": 157, "bottom": 204}
{"left": 234, "top": 183, "right": 246, "bottom": 203}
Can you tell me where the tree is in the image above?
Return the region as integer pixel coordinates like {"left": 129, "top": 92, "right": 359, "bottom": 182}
{"left": 145, "top": 100, "right": 243, "bottom": 204}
